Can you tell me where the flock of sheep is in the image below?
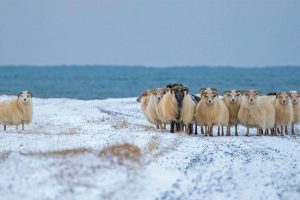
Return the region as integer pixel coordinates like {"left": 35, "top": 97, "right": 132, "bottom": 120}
{"left": 0, "top": 91, "right": 33, "bottom": 131}
{"left": 137, "top": 83, "right": 300, "bottom": 136}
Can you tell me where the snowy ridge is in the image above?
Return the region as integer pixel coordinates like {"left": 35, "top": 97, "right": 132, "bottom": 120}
{"left": 0, "top": 96, "right": 300, "bottom": 200}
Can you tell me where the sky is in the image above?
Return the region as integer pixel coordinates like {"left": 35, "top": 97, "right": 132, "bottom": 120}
{"left": 0, "top": 0, "right": 299, "bottom": 67}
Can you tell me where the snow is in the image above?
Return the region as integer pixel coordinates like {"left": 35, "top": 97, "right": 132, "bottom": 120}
{"left": 0, "top": 96, "right": 300, "bottom": 200}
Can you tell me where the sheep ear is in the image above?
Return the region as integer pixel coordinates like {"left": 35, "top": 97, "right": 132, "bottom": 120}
{"left": 223, "top": 90, "right": 231, "bottom": 95}
{"left": 18, "top": 91, "right": 22, "bottom": 98}
{"left": 183, "top": 87, "right": 189, "bottom": 94}
{"left": 276, "top": 92, "right": 281, "bottom": 98}
{"left": 199, "top": 88, "right": 206, "bottom": 93}
{"left": 29, "top": 91, "right": 33, "bottom": 97}
{"left": 211, "top": 88, "right": 218, "bottom": 92}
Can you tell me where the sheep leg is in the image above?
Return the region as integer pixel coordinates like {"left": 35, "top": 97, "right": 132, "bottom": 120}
{"left": 188, "top": 124, "right": 193, "bottom": 135}
{"left": 222, "top": 126, "right": 225, "bottom": 136}
{"left": 4, "top": 125, "right": 6, "bottom": 131}
{"left": 205, "top": 126, "right": 208, "bottom": 136}
{"left": 16, "top": 125, "right": 18, "bottom": 130}
{"left": 285, "top": 126, "right": 288, "bottom": 135}
{"left": 226, "top": 126, "right": 230, "bottom": 136}
{"left": 22, "top": 121, "right": 24, "bottom": 130}
{"left": 170, "top": 121, "right": 175, "bottom": 133}
{"left": 265, "top": 129, "right": 269, "bottom": 135}
{"left": 156, "top": 123, "right": 159, "bottom": 129}
{"left": 195, "top": 125, "right": 198, "bottom": 135}
{"left": 292, "top": 123, "right": 295, "bottom": 135}
{"left": 277, "top": 127, "right": 280, "bottom": 135}
{"left": 209, "top": 126, "right": 213, "bottom": 136}
{"left": 235, "top": 125, "right": 238, "bottom": 136}
{"left": 217, "top": 126, "right": 220, "bottom": 136}
{"left": 201, "top": 126, "right": 204, "bottom": 134}
{"left": 246, "top": 127, "right": 249, "bottom": 136}
{"left": 256, "top": 128, "right": 260, "bottom": 136}
{"left": 280, "top": 126, "right": 284, "bottom": 136}
{"left": 176, "top": 123, "right": 181, "bottom": 132}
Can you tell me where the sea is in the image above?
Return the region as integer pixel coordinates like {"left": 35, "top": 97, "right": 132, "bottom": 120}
{"left": 0, "top": 66, "right": 299, "bottom": 100}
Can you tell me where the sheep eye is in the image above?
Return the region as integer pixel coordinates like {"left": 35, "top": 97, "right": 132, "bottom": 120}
{"left": 213, "top": 95, "right": 217, "bottom": 98}
{"left": 236, "top": 94, "right": 240, "bottom": 96}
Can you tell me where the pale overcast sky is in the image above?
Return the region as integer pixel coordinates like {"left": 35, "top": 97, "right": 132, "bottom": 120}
{"left": 0, "top": 0, "right": 299, "bottom": 67}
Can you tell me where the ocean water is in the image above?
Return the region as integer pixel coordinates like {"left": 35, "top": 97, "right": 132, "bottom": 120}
{"left": 0, "top": 66, "right": 299, "bottom": 100}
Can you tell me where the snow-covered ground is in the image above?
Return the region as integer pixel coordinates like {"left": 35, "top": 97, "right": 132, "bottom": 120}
{"left": 0, "top": 96, "right": 300, "bottom": 200}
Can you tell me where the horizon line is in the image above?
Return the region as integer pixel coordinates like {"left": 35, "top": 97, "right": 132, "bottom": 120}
{"left": 0, "top": 64, "right": 300, "bottom": 68}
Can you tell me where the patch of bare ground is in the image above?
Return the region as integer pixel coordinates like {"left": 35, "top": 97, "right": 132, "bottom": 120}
{"left": 20, "top": 147, "right": 91, "bottom": 157}
{"left": 98, "top": 143, "right": 141, "bottom": 168}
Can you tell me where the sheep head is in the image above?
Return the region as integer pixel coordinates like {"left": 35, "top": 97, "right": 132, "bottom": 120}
{"left": 223, "top": 89, "right": 241, "bottom": 104}
{"left": 201, "top": 88, "right": 219, "bottom": 106}
{"left": 155, "top": 88, "right": 168, "bottom": 102}
{"left": 171, "top": 86, "right": 185, "bottom": 107}
{"left": 243, "top": 90, "right": 260, "bottom": 104}
{"left": 276, "top": 92, "right": 290, "bottom": 106}
{"left": 18, "top": 91, "right": 32, "bottom": 104}
{"left": 166, "top": 83, "right": 183, "bottom": 89}
{"left": 288, "top": 90, "right": 300, "bottom": 105}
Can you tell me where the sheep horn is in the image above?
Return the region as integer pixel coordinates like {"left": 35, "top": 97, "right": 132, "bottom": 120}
{"left": 183, "top": 87, "right": 189, "bottom": 93}
{"left": 223, "top": 90, "right": 231, "bottom": 95}
{"left": 211, "top": 88, "right": 218, "bottom": 91}
{"left": 17, "top": 91, "right": 23, "bottom": 98}
{"left": 199, "top": 88, "right": 206, "bottom": 93}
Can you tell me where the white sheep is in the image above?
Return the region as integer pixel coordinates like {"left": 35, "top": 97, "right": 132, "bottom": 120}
{"left": 158, "top": 86, "right": 184, "bottom": 133}
{"left": 195, "top": 88, "right": 229, "bottom": 136}
{"left": 223, "top": 89, "right": 242, "bottom": 136}
{"left": 238, "top": 90, "right": 275, "bottom": 136}
{"left": 179, "top": 87, "right": 196, "bottom": 134}
{"left": 137, "top": 88, "right": 167, "bottom": 129}
{"left": 274, "top": 92, "right": 293, "bottom": 135}
{"left": 0, "top": 91, "right": 33, "bottom": 131}
{"left": 289, "top": 90, "right": 300, "bottom": 134}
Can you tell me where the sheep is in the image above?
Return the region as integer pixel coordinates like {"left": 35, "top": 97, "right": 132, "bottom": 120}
{"left": 274, "top": 92, "right": 293, "bottom": 135}
{"left": 238, "top": 90, "right": 275, "bottom": 136}
{"left": 158, "top": 86, "right": 184, "bottom": 133}
{"left": 179, "top": 87, "right": 197, "bottom": 134}
{"left": 288, "top": 90, "right": 300, "bottom": 134}
{"left": 0, "top": 91, "right": 33, "bottom": 131}
{"left": 195, "top": 88, "right": 229, "bottom": 136}
{"left": 223, "top": 89, "right": 242, "bottom": 136}
{"left": 137, "top": 88, "right": 168, "bottom": 129}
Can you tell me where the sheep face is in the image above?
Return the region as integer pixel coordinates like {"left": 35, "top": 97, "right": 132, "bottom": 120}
{"left": 18, "top": 91, "right": 32, "bottom": 104}
{"left": 171, "top": 87, "right": 184, "bottom": 106}
{"left": 201, "top": 88, "right": 218, "bottom": 106}
{"left": 154, "top": 88, "right": 168, "bottom": 102}
{"left": 288, "top": 91, "right": 300, "bottom": 105}
{"left": 224, "top": 90, "right": 241, "bottom": 104}
{"left": 137, "top": 91, "right": 149, "bottom": 102}
{"left": 244, "top": 90, "right": 259, "bottom": 104}
{"left": 276, "top": 92, "right": 290, "bottom": 106}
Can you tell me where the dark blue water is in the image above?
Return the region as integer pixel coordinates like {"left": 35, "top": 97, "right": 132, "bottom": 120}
{"left": 0, "top": 66, "right": 299, "bottom": 100}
